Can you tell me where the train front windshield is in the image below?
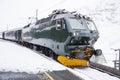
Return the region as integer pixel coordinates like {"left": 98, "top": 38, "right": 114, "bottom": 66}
{"left": 68, "top": 17, "right": 87, "bottom": 30}
{"left": 85, "top": 20, "right": 97, "bottom": 31}
{"left": 68, "top": 17, "right": 97, "bottom": 31}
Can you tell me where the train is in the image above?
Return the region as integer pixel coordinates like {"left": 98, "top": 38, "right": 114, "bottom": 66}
{"left": 0, "top": 9, "right": 102, "bottom": 67}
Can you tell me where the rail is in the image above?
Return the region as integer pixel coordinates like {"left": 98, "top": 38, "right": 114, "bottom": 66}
{"left": 90, "top": 62, "right": 120, "bottom": 79}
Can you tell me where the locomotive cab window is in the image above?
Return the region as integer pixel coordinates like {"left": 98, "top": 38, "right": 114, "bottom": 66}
{"left": 86, "top": 20, "right": 97, "bottom": 31}
{"left": 56, "top": 18, "right": 66, "bottom": 30}
{"left": 68, "top": 17, "right": 86, "bottom": 30}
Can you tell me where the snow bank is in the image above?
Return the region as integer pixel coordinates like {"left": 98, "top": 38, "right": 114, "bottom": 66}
{"left": 0, "top": 39, "right": 66, "bottom": 73}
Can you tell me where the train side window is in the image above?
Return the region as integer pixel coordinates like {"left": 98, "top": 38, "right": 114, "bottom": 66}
{"left": 56, "top": 19, "right": 66, "bottom": 30}
{"left": 56, "top": 19, "right": 62, "bottom": 30}
{"left": 50, "top": 20, "right": 56, "bottom": 26}
{"left": 62, "top": 19, "right": 66, "bottom": 29}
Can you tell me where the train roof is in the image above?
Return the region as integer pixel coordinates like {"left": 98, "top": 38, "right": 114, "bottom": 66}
{"left": 4, "top": 27, "right": 22, "bottom": 33}
{"left": 35, "top": 9, "right": 92, "bottom": 25}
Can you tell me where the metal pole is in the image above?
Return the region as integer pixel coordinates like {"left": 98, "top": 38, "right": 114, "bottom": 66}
{"left": 36, "top": 9, "right": 38, "bottom": 21}
{"left": 115, "top": 49, "right": 120, "bottom": 70}
{"left": 119, "top": 49, "right": 120, "bottom": 70}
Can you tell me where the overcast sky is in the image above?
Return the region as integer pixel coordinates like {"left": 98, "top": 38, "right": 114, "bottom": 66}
{"left": 0, "top": 0, "right": 100, "bottom": 31}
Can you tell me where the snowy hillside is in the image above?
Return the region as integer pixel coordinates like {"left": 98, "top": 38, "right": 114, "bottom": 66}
{"left": 95, "top": 0, "right": 120, "bottom": 25}
{"left": 89, "top": 0, "right": 120, "bottom": 67}
{"left": 91, "top": 0, "right": 120, "bottom": 48}
{"left": 82, "top": 0, "right": 120, "bottom": 52}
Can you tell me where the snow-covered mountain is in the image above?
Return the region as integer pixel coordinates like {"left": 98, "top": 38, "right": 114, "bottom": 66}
{"left": 88, "top": 0, "right": 120, "bottom": 65}
{"left": 97, "top": 0, "right": 120, "bottom": 24}
{"left": 76, "top": 0, "right": 120, "bottom": 66}
{"left": 89, "top": 0, "right": 119, "bottom": 25}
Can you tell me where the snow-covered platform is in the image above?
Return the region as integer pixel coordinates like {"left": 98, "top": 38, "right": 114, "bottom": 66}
{"left": 0, "top": 39, "right": 65, "bottom": 73}
{"left": 0, "top": 39, "right": 81, "bottom": 80}
{"left": 1, "top": 39, "right": 120, "bottom": 80}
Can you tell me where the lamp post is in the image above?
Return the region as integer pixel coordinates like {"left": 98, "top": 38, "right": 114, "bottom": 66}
{"left": 114, "top": 49, "right": 120, "bottom": 70}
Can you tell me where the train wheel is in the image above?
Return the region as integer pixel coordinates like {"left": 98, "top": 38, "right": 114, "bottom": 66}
{"left": 36, "top": 45, "right": 41, "bottom": 51}
{"left": 45, "top": 48, "right": 50, "bottom": 56}
{"left": 49, "top": 50, "right": 58, "bottom": 60}
{"left": 49, "top": 50, "right": 53, "bottom": 58}
{"left": 30, "top": 44, "right": 33, "bottom": 49}
{"left": 53, "top": 53, "right": 58, "bottom": 61}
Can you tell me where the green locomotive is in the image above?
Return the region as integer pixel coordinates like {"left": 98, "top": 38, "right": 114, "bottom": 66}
{"left": 21, "top": 9, "right": 102, "bottom": 67}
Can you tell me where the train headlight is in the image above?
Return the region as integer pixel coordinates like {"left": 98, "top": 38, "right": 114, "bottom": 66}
{"left": 73, "top": 32, "right": 79, "bottom": 36}
{"left": 73, "top": 32, "right": 76, "bottom": 36}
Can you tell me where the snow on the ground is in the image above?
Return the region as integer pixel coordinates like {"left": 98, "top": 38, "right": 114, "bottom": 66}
{"left": 0, "top": 37, "right": 120, "bottom": 80}
{"left": 70, "top": 68, "right": 120, "bottom": 80}
{"left": 84, "top": 0, "right": 120, "bottom": 68}
{"left": 0, "top": 39, "right": 66, "bottom": 73}
{"left": 0, "top": 32, "right": 2, "bottom": 38}
{"left": 93, "top": 21, "right": 120, "bottom": 67}
{"left": 75, "top": 0, "right": 120, "bottom": 68}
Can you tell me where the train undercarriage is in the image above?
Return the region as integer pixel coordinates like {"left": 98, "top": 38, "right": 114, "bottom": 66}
{"left": 22, "top": 41, "right": 100, "bottom": 67}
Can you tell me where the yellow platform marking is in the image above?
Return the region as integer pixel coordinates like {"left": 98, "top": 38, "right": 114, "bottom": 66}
{"left": 44, "top": 72, "right": 54, "bottom": 80}
{"left": 57, "top": 56, "right": 88, "bottom": 67}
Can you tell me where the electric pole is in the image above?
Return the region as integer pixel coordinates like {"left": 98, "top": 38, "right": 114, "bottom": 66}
{"left": 36, "top": 9, "right": 38, "bottom": 21}
{"left": 114, "top": 49, "right": 120, "bottom": 70}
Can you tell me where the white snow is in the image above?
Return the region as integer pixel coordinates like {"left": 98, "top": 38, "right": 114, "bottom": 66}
{"left": 77, "top": 0, "right": 120, "bottom": 68}
{"left": 0, "top": 32, "right": 2, "bottom": 38}
{"left": 0, "top": 39, "right": 66, "bottom": 73}
{"left": 93, "top": 21, "right": 120, "bottom": 67}
{"left": 71, "top": 68, "right": 120, "bottom": 80}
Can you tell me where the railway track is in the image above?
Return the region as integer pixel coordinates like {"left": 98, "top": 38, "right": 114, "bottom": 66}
{"left": 72, "top": 67, "right": 120, "bottom": 80}
{"left": 72, "top": 62, "right": 120, "bottom": 80}
{"left": 89, "top": 62, "right": 120, "bottom": 79}
{"left": 29, "top": 47, "right": 120, "bottom": 79}
{"left": 34, "top": 50, "right": 120, "bottom": 80}
{"left": 70, "top": 62, "right": 120, "bottom": 80}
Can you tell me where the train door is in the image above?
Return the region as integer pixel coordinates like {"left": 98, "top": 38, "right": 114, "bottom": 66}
{"left": 15, "top": 30, "right": 22, "bottom": 42}
{"left": 18, "top": 30, "right": 22, "bottom": 41}
{"left": 50, "top": 18, "right": 69, "bottom": 54}
{"left": 2, "top": 32, "right": 5, "bottom": 39}
{"left": 52, "top": 18, "right": 68, "bottom": 43}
